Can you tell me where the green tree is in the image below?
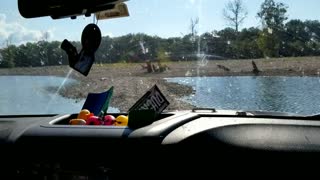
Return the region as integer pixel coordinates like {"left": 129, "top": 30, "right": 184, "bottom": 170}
{"left": 96, "top": 36, "right": 114, "bottom": 64}
{"left": 166, "top": 37, "right": 185, "bottom": 61}
{"left": 156, "top": 47, "right": 170, "bottom": 62}
{"left": 281, "top": 20, "right": 310, "bottom": 57}
{"left": 235, "top": 27, "right": 263, "bottom": 59}
{"left": 0, "top": 45, "right": 16, "bottom": 68}
{"left": 215, "top": 28, "right": 238, "bottom": 58}
{"left": 257, "top": 0, "right": 287, "bottom": 30}
{"left": 257, "top": 0, "right": 288, "bottom": 57}
{"left": 304, "top": 20, "right": 320, "bottom": 55}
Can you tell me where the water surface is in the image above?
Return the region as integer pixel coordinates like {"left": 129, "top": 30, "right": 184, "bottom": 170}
{"left": 166, "top": 76, "right": 320, "bottom": 115}
{"left": 0, "top": 76, "right": 118, "bottom": 115}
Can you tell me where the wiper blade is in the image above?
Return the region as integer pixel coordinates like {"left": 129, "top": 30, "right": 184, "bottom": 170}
{"left": 240, "top": 111, "right": 301, "bottom": 117}
{"left": 304, "top": 114, "right": 320, "bottom": 119}
{"left": 238, "top": 111, "right": 320, "bottom": 121}
{"left": 191, "top": 108, "right": 302, "bottom": 118}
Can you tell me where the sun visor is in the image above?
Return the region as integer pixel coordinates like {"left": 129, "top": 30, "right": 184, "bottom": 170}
{"left": 18, "top": 0, "right": 128, "bottom": 19}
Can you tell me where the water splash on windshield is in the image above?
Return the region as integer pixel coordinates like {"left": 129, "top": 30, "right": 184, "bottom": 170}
{"left": 45, "top": 68, "right": 74, "bottom": 112}
{"left": 57, "top": 68, "right": 74, "bottom": 94}
{"left": 195, "top": 0, "right": 206, "bottom": 97}
{"left": 139, "top": 41, "right": 147, "bottom": 54}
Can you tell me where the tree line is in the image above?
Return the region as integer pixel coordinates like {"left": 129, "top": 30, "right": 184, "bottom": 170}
{"left": 1, "top": 0, "right": 320, "bottom": 68}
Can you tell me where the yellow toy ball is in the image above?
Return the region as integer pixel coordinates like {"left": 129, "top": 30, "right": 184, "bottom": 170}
{"left": 77, "top": 109, "right": 91, "bottom": 120}
{"left": 114, "top": 115, "right": 128, "bottom": 126}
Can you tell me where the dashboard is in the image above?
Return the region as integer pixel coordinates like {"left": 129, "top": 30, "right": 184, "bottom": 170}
{"left": 1, "top": 110, "right": 320, "bottom": 179}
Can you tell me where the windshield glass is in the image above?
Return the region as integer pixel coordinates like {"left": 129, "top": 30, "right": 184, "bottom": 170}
{"left": 1, "top": 0, "right": 320, "bottom": 115}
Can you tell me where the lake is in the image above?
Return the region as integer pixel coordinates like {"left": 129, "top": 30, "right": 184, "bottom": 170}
{"left": 2, "top": 76, "right": 320, "bottom": 116}
{"left": 166, "top": 76, "right": 320, "bottom": 115}
{"left": 0, "top": 76, "right": 119, "bottom": 115}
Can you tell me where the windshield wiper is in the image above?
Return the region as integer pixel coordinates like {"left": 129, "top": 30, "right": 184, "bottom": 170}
{"left": 192, "top": 108, "right": 305, "bottom": 118}
{"left": 304, "top": 113, "right": 320, "bottom": 119}
{"left": 238, "top": 111, "right": 301, "bottom": 117}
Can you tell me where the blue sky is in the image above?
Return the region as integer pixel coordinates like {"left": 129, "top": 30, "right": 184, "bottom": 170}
{"left": 0, "top": 0, "right": 320, "bottom": 46}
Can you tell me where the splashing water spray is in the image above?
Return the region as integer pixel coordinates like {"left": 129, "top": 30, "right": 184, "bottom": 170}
{"left": 45, "top": 68, "right": 74, "bottom": 112}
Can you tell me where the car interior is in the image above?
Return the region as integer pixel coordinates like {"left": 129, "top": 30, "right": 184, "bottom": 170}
{"left": 1, "top": 0, "right": 320, "bottom": 179}
{"left": 2, "top": 110, "right": 320, "bottom": 179}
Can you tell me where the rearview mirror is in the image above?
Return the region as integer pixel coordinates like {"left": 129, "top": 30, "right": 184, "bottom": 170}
{"left": 18, "top": 0, "right": 128, "bottom": 19}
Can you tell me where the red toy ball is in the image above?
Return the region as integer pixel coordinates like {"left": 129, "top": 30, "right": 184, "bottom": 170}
{"left": 104, "top": 115, "right": 115, "bottom": 125}
{"left": 86, "top": 116, "right": 101, "bottom": 125}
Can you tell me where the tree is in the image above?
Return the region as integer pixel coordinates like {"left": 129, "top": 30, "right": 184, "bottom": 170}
{"left": 305, "top": 20, "right": 320, "bottom": 42}
{"left": 235, "top": 27, "right": 263, "bottom": 59}
{"left": 257, "top": 0, "right": 288, "bottom": 57}
{"left": 189, "top": 17, "right": 199, "bottom": 53}
{"left": 0, "top": 44, "right": 16, "bottom": 68}
{"left": 257, "top": 0, "right": 288, "bottom": 30}
{"left": 281, "top": 20, "right": 310, "bottom": 57}
{"left": 304, "top": 20, "right": 320, "bottom": 55}
{"left": 190, "top": 17, "right": 199, "bottom": 38}
{"left": 223, "top": 0, "right": 248, "bottom": 32}
{"left": 215, "top": 28, "right": 238, "bottom": 58}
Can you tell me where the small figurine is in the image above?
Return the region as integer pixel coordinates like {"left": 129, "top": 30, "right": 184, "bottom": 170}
{"left": 77, "top": 109, "right": 91, "bottom": 120}
{"left": 114, "top": 115, "right": 128, "bottom": 126}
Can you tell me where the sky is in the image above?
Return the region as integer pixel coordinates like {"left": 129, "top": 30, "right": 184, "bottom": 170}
{"left": 0, "top": 0, "right": 320, "bottom": 47}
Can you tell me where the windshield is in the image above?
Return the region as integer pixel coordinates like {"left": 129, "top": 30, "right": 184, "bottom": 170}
{"left": 0, "top": 0, "right": 320, "bottom": 115}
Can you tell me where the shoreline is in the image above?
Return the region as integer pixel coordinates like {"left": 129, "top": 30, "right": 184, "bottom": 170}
{"left": 2, "top": 57, "right": 320, "bottom": 111}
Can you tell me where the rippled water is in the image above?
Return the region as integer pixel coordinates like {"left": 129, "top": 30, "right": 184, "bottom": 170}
{"left": 0, "top": 76, "right": 119, "bottom": 115}
{"left": 3, "top": 76, "right": 320, "bottom": 115}
{"left": 166, "top": 76, "right": 320, "bottom": 115}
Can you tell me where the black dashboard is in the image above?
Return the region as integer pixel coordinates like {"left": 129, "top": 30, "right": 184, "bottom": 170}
{"left": 1, "top": 110, "right": 320, "bottom": 179}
